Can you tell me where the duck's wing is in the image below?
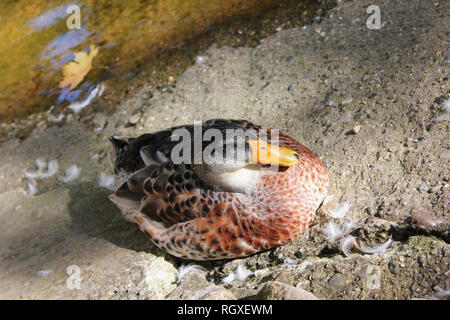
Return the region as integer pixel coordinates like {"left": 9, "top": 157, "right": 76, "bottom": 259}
{"left": 111, "top": 147, "right": 208, "bottom": 227}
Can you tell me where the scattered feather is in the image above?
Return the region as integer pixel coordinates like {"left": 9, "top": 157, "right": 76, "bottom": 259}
{"left": 27, "top": 181, "right": 38, "bottom": 196}
{"left": 343, "top": 218, "right": 355, "bottom": 234}
{"left": 283, "top": 257, "right": 298, "bottom": 265}
{"left": 36, "top": 269, "right": 53, "bottom": 277}
{"left": 339, "top": 236, "right": 356, "bottom": 257}
{"left": 221, "top": 273, "right": 235, "bottom": 285}
{"left": 195, "top": 55, "right": 206, "bottom": 64}
{"left": 59, "top": 165, "right": 81, "bottom": 183}
{"left": 443, "top": 99, "right": 450, "bottom": 113}
{"left": 322, "top": 195, "right": 334, "bottom": 206}
{"left": 298, "top": 260, "right": 313, "bottom": 271}
{"left": 324, "top": 221, "right": 345, "bottom": 243}
{"left": 358, "top": 237, "right": 393, "bottom": 254}
{"left": 222, "top": 265, "right": 253, "bottom": 285}
{"left": 44, "top": 160, "right": 59, "bottom": 178}
{"left": 68, "top": 84, "right": 100, "bottom": 114}
{"left": 177, "top": 264, "right": 206, "bottom": 281}
{"left": 36, "top": 158, "right": 46, "bottom": 170}
{"left": 329, "top": 201, "right": 351, "bottom": 219}
{"left": 25, "top": 159, "right": 58, "bottom": 179}
{"left": 234, "top": 265, "right": 253, "bottom": 281}
{"left": 98, "top": 83, "right": 106, "bottom": 96}
{"left": 324, "top": 215, "right": 391, "bottom": 257}
{"left": 48, "top": 114, "right": 64, "bottom": 122}
{"left": 98, "top": 172, "right": 115, "bottom": 190}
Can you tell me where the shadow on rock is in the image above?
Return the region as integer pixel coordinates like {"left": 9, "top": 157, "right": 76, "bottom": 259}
{"left": 66, "top": 182, "right": 159, "bottom": 254}
{"left": 67, "top": 182, "right": 229, "bottom": 269}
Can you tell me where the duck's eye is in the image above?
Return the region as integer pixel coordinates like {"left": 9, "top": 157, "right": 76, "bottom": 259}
{"left": 293, "top": 153, "right": 300, "bottom": 160}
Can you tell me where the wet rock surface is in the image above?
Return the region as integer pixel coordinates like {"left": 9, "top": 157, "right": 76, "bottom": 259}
{"left": 0, "top": 0, "right": 448, "bottom": 299}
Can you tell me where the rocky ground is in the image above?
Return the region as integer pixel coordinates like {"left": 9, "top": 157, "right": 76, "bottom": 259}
{"left": 0, "top": 0, "right": 448, "bottom": 299}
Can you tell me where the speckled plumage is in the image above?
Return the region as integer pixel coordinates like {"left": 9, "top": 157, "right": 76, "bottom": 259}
{"left": 109, "top": 119, "right": 328, "bottom": 260}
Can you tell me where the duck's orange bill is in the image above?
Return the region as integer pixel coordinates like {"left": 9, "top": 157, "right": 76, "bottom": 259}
{"left": 247, "top": 139, "right": 299, "bottom": 166}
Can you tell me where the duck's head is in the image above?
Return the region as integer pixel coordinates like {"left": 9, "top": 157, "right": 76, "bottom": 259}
{"left": 190, "top": 134, "right": 299, "bottom": 193}
{"left": 109, "top": 128, "right": 299, "bottom": 194}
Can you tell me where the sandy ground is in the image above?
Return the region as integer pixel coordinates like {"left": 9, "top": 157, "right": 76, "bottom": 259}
{"left": 0, "top": 0, "right": 448, "bottom": 299}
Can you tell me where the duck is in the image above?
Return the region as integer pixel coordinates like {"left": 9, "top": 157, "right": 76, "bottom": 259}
{"left": 109, "top": 119, "right": 328, "bottom": 260}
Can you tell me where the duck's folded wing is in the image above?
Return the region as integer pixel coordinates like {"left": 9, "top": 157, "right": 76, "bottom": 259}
{"left": 111, "top": 158, "right": 216, "bottom": 227}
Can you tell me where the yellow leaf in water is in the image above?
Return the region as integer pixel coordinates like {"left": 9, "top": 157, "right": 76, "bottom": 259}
{"left": 58, "top": 45, "right": 99, "bottom": 91}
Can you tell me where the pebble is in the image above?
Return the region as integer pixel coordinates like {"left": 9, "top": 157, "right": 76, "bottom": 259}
{"left": 328, "top": 273, "right": 346, "bottom": 288}
{"left": 341, "top": 97, "right": 354, "bottom": 105}
{"left": 339, "top": 111, "right": 352, "bottom": 123}
{"left": 434, "top": 112, "right": 450, "bottom": 122}
{"left": 366, "top": 266, "right": 381, "bottom": 290}
{"left": 349, "top": 125, "right": 361, "bottom": 134}
{"left": 196, "top": 286, "right": 237, "bottom": 300}
{"left": 439, "top": 150, "right": 450, "bottom": 160}
{"left": 444, "top": 247, "right": 450, "bottom": 258}
{"left": 429, "top": 185, "right": 442, "bottom": 193}
{"left": 128, "top": 113, "right": 141, "bottom": 125}
{"left": 326, "top": 99, "right": 336, "bottom": 107}
{"left": 256, "top": 281, "right": 319, "bottom": 300}
{"left": 417, "top": 183, "right": 429, "bottom": 192}
{"left": 388, "top": 261, "right": 400, "bottom": 275}
{"left": 115, "top": 119, "right": 124, "bottom": 128}
{"left": 357, "top": 267, "right": 367, "bottom": 279}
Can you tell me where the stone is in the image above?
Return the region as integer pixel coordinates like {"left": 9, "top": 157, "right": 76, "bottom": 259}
{"left": 128, "top": 113, "right": 141, "bottom": 125}
{"left": 389, "top": 261, "right": 400, "bottom": 275}
{"left": 167, "top": 272, "right": 210, "bottom": 300}
{"left": 141, "top": 256, "right": 178, "bottom": 299}
{"left": 328, "top": 273, "right": 346, "bottom": 288}
{"left": 256, "top": 281, "right": 319, "bottom": 300}
{"left": 189, "top": 285, "right": 237, "bottom": 300}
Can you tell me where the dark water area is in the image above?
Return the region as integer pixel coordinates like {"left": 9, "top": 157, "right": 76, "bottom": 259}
{"left": 0, "top": 0, "right": 335, "bottom": 123}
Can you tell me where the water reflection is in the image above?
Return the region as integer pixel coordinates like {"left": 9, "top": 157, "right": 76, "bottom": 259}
{"left": 0, "top": 0, "right": 306, "bottom": 122}
{"left": 27, "top": 3, "right": 79, "bottom": 32}
{"left": 40, "top": 26, "right": 92, "bottom": 65}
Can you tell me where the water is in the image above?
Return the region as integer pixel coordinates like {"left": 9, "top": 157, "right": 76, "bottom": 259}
{"left": 0, "top": 0, "right": 332, "bottom": 122}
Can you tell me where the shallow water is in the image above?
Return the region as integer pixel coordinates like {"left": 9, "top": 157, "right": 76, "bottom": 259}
{"left": 0, "top": 0, "right": 292, "bottom": 122}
